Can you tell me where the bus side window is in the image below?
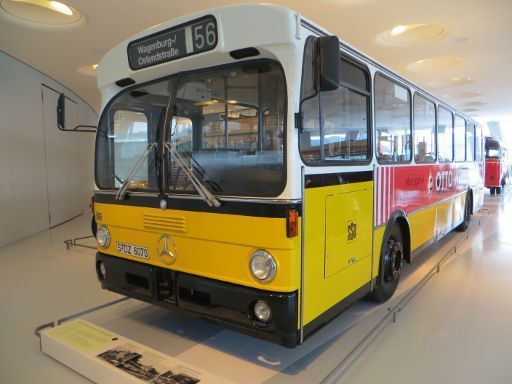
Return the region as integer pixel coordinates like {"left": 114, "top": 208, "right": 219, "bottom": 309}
{"left": 374, "top": 74, "right": 411, "bottom": 163}
{"left": 454, "top": 115, "right": 466, "bottom": 162}
{"left": 321, "top": 70, "right": 369, "bottom": 161}
{"left": 437, "top": 107, "right": 453, "bottom": 163}
{"left": 466, "top": 122, "right": 475, "bottom": 162}
{"left": 413, "top": 94, "right": 436, "bottom": 163}
{"left": 299, "top": 37, "right": 371, "bottom": 164}
{"left": 475, "top": 125, "right": 482, "bottom": 162}
{"left": 299, "top": 37, "right": 321, "bottom": 162}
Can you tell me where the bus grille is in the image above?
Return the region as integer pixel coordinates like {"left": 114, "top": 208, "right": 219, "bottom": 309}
{"left": 143, "top": 214, "right": 187, "bottom": 233}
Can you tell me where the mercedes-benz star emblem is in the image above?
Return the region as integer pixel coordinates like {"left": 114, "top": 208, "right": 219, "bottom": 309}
{"left": 157, "top": 235, "right": 177, "bottom": 265}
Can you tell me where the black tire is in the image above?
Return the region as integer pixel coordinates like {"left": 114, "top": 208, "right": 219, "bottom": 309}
{"left": 456, "top": 193, "right": 471, "bottom": 232}
{"left": 496, "top": 186, "right": 502, "bottom": 195}
{"left": 490, "top": 187, "right": 496, "bottom": 195}
{"left": 91, "top": 216, "right": 97, "bottom": 237}
{"left": 369, "top": 224, "right": 404, "bottom": 303}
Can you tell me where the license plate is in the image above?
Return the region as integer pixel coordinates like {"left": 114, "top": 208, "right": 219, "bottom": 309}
{"left": 116, "top": 242, "right": 149, "bottom": 259}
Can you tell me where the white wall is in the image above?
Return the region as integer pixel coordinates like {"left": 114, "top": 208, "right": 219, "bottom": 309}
{"left": 0, "top": 51, "right": 97, "bottom": 247}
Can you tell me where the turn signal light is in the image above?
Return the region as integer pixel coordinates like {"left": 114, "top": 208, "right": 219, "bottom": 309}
{"left": 286, "top": 209, "right": 298, "bottom": 238}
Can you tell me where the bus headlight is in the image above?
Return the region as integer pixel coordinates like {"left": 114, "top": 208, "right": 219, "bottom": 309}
{"left": 96, "top": 226, "right": 111, "bottom": 248}
{"left": 253, "top": 300, "right": 272, "bottom": 322}
{"left": 249, "top": 250, "right": 277, "bottom": 283}
{"left": 97, "top": 261, "right": 107, "bottom": 280}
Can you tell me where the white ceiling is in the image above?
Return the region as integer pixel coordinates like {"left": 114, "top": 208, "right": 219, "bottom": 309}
{"left": 1, "top": 0, "right": 511, "bottom": 129}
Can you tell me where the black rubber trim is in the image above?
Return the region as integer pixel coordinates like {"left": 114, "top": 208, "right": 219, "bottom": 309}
{"left": 115, "top": 78, "right": 135, "bottom": 87}
{"left": 303, "top": 282, "right": 371, "bottom": 340}
{"left": 94, "top": 193, "right": 301, "bottom": 218}
{"left": 305, "top": 171, "right": 373, "bottom": 188}
{"left": 230, "top": 47, "right": 260, "bottom": 59}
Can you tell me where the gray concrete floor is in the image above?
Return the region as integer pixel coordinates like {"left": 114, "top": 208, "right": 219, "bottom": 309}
{"left": 341, "top": 190, "right": 512, "bottom": 384}
{"left": 0, "top": 189, "right": 510, "bottom": 383}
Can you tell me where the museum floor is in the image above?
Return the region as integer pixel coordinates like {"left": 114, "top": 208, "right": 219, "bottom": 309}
{"left": 1, "top": 189, "right": 511, "bottom": 384}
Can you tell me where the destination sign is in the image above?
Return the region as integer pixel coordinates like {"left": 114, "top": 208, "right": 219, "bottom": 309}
{"left": 128, "top": 16, "right": 218, "bottom": 70}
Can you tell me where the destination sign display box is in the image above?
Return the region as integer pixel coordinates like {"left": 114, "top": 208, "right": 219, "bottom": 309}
{"left": 128, "top": 16, "right": 218, "bottom": 70}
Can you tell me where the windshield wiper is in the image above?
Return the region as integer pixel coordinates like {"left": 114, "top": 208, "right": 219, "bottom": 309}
{"left": 164, "top": 141, "right": 221, "bottom": 208}
{"left": 115, "top": 142, "right": 157, "bottom": 200}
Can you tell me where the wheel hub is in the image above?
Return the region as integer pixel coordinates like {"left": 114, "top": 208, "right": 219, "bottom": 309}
{"left": 384, "top": 239, "right": 403, "bottom": 282}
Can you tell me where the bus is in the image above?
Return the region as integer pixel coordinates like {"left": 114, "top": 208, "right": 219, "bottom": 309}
{"left": 485, "top": 136, "right": 509, "bottom": 194}
{"left": 92, "top": 4, "right": 485, "bottom": 348}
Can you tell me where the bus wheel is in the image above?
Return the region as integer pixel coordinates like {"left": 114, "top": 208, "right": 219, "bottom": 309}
{"left": 370, "top": 225, "right": 403, "bottom": 303}
{"left": 490, "top": 187, "right": 496, "bottom": 195}
{"left": 496, "top": 186, "right": 502, "bottom": 195}
{"left": 456, "top": 193, "right": 471, "bottom": 232}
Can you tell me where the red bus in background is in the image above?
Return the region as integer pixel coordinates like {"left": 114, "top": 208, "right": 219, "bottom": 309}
{"left": 485, "top": 137, "right": 510, "bottom": 194}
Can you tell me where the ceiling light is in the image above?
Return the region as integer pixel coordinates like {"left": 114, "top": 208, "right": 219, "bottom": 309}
{"left": 0, "top": 0, "right": 81, "bottom": 25}
{"left": 77, "top": 64, "right": 98, "bottom": 76}
{"left": 407, "top": 57, "right": 461, "bottom": 71}
{"left": 390, "top": 25, "right": 409, "bottom": 36}
{"left": 10, "top": 0, "right": 72, "bottom": 15}
{"left": 426, "top": 77, "right": 474, "bottom": 88}
{"left": 448, "top": 91, "right": 482, "bottom": 98}
{"left": 48, "top": 1, "right": 71, "bottom": 15}
{"left": 459, "top": 101, "right": 487, "bottom": 107}
{"left": 381, "top": 23, "right": 445, "bottom": 44}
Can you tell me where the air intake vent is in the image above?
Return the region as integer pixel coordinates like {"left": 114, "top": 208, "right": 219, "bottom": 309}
{"left": 143, "top": 214, "right": 187, "bottom": 233}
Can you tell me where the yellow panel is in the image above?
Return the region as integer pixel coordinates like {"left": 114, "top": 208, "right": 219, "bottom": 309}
{"left": 94, "top": 203, "right": 300, "bottom": 292}
{"left": 303, "top": 181, "right": 373, "bottom": 326}
{"left": 436, "top": 198, "right": 453, "bottom": 235}
{"left": 325, "top": 191, "right": 372, "bottom": 278}
{"left": 408, "top": 206, "right": 437, "bottom": 251}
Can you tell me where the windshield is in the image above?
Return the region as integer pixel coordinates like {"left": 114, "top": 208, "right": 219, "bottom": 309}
{"left": 485, "top": 139, "right": 501, "bottom": 159}
{"left": 95, "top": 61, "right": 286, "bottom": 197}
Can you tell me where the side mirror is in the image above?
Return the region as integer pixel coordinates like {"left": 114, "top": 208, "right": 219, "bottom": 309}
{"left": 56, "top": 92, "right": 97, "bottom": 132}
{"left": 316, "top": 36, "right": 340, "bottom": 92}
{"left": 57, "top": 93, "right": 66, "bottom": 129}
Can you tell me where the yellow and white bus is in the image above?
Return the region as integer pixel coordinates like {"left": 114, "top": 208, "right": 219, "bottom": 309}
{"left": 93, "top": 4, "right": 484, "bottom": 347}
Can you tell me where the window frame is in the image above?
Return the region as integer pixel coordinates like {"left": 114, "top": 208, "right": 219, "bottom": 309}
{"left": 475, "top": 124, "right": 483, "bottom": 163}
{"left": 298, "top": 36, "right": 373, "bottom": 166}
{"left": 453, "top": 113, "right": 467, "bottom": 163}
{"left": 437, "top": 105, "right": 454, "bottom": 163}
{"left": 412, "top": 91, "right": 437, "bottom": 164}
{"left": 465, "top": 120, "right": 476, "bottom": 163}
{"left": 374, "top": 71, "right": 413, "bottom": 165}
{"left": 106, "top": 106, "right": 157, "bottom": 191}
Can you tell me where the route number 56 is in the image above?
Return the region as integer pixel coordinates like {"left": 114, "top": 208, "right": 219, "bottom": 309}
{"left": 193, "top": 21, "right": 217, "bottom": 51}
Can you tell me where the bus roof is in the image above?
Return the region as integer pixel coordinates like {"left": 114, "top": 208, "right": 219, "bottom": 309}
{"left": 96, "top": 3, "right": 480, "bottom": 127}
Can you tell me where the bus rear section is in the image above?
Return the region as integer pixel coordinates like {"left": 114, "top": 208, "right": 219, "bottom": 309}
{"left": 485, "top": 136, "right": 509, "bottom": 194}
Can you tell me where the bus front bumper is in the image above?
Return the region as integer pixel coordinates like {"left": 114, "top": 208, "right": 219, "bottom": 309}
{"left": 96, "top": 252, "right": 299, "bottom": 348}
